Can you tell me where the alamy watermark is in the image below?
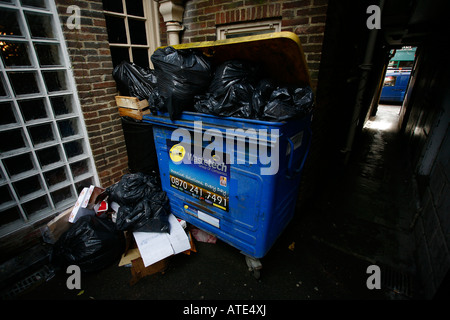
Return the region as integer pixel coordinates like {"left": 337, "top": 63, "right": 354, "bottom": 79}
{"left": 66, "top": 265, "right": 81, "bottom": 290}
{"left": 366, "top": 5, "right": 381, "bottom": 30}
{"left": 66, "top": 5, "right": 81, "bottom": 30}
{"left": 366, "top": 265, "right": 381, "bottom": 290}
{"left": 169, "top": 121, "right": 281, "bottom": 176}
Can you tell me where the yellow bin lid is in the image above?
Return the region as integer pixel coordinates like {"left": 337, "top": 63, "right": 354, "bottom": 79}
{"left": 168, "top": 31, "right": 311, "bottom": 87}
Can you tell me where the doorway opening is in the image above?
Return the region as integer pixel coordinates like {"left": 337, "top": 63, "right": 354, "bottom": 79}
{"left": 364, "top": 46, "right": 417, "bottom": 134}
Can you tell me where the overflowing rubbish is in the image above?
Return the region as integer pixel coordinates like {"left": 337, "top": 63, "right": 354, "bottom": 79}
{"left": 151, "top": 46, "right": 212, "bottom": 120}
{"left": 107, "top": 172, "right": 170, "bottom": 233}
{"left": 46, "top": 172, "right": 201, "bottom": 282}
{"left": 46, "top": 36, "right": 313, "bottom": 284}
{"left": 194, "top": 59, "right": 313, "bottom": 120}
{"left": 190, "top": 226, "right": 217, "bottom": 244}
{"left": 69, "top": 185, "right": 105, "bottom": 223}
{"left": 52, "top": 215, "right": 125, "bottom": 273}
{"left": 112, "top": 61, "right": 163, "bottom": 113}
{"left": 194, "top": 60, "right": 262, "bottom": 118}
{"left": 113, "top": 48, "right": 313, "bottom": 121}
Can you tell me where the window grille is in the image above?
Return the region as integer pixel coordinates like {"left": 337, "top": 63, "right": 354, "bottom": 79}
{"left": 102, "top": 0, "right": 160, "bottom": 68}
{"left": 0, "top": 0, "right": 98, "bottom": 236}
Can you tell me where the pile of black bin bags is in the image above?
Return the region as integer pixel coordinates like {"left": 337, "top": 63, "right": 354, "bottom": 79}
{"left": 51, "top": 173, "right": 170, "bottom": 273}
{"left": 112, "top": 46, "right": 314, "bottom": 121}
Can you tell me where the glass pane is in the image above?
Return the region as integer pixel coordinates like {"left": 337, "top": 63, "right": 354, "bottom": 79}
{"left": 129, "top": 19, "right": 146, "bottom": 45}
{"left": 110, "top": 46, "right": 130, "bottom": 68}
{"left": 0, "top": 101, "right": 17, "bottom": 125}
{"left": 0, "top": 128, "right": 26, "bottom": 152}
{"left": 28, "top": 122, "right": 55, "bottom": 146}
{"left": 18, "top": 98, "right": 48, "bottom": 122}
{"left": 42, "top": 70, "right": 67, "bottom": 92}
{"left": 43, "top": 166, "right": 67, "bottom": 187}
{"left": 22, "top": 196, "right": 49, "bottom": 217}
{"left": 8, "top": 72, "right": 40, "bottom": 96}
{"left": 70, "top": 159, "right": 89, "bottom": 178}
{"left": 25, "top": 12, "right": 55, "bottom": 39}
{"left": 57, "top": 118, "right": 79, "bottom": 138}
{"left": 75, "top": 177, "right": 94, "bottom": 192}
{"left": 0, "top": 9, "right": 22, "bottom": 37}
{"left": 3, "top": 153, "right": 35, "bottom": 177}
{"left": 50, "top": 95, "right": 74, "bottom": 116}
{"left": 104, "top": 15, "right": 127, "bottom": 44}
{"left": 0, "top": 41, "right": 32, "bottom": 67}
{"left": 0, "top": 206, "right": 22, "bottom": 226}
{"left": 20, "top": 0, "right": 47, "bottom": 9}
{"left": 13, "top": 174, "right": 42, "bottom": 198}
{"left": 132, "top": 48, "right": 149, "bottom": 68}
{"left": 0, "top": 74, "right": 8, "bottom": 97}
{"left": 36, "top": 145, "right": 61, "bottom": 167}
{"left": 34, "top": 43, "right": 62, "bottom": 66}
{"left": 102, "top": 0, "right": 123, "bottom": 13}
{"left": 0, "top": 185, "right": 13, "bottom": 205}
{"left": 64, "top": 139, "right": 84, "bottom": 159}
{"left": 51, "top": 186, "right": 73, "bottom": 205}
{"left": 126, "top": 0, "right": 144, "bottom": 17}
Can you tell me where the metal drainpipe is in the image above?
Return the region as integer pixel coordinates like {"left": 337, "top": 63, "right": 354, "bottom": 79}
{"left": 341, "top": 0, "right": 385, "bottom": 164}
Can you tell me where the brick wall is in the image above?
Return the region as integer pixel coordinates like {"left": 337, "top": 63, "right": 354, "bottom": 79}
{"left": 55, "top": 0, "right": 128, "bottom": 188}
{"left": 181, "top": 0, "right": 328, "bottom": 89}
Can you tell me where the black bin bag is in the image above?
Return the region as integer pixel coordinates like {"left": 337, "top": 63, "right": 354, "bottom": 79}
{"left": 52, "top": 215, "right": 125, "bottom": 273}
{"left": 151, "top": 47, "right": 212, "bottom": 120}
{"left": 112, "top": 61, "right": 164, "bottom": 112}
{"left": 107, "top": 172, "right": 170, "bottom": 233}
{"left": 194, "top": 59, "right": 314, "bottom": 121}
{"left": 194, "top": 60, "right": 262, "bottom": 118}
{"left": 262, "top": 85, "right": 314, "bottom": 121}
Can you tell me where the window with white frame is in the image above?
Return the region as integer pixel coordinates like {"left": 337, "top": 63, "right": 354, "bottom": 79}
{"left": 216, "top": 19, "right": 282, "bottom": 40}
{"left": 102, "top": 0, "right": 160, "bottom": 68}
{"left": 0, "top": 0, "right": 98, "bottom": 236}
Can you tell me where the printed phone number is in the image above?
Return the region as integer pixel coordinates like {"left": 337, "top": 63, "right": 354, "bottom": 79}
{"left": 170, "top": 175, "right": 228, "bottom": 209}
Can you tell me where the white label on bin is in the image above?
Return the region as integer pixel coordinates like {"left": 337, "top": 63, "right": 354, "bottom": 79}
{"left": 198, "top": 210, "right": 220, "bottom": 228}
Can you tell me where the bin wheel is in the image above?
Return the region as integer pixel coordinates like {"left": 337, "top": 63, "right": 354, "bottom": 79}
{"left": 244, "top": 255, "right": 262, "bottom": 280}
{"left": 252, "top": 269, "right": 261, "bottom": 280}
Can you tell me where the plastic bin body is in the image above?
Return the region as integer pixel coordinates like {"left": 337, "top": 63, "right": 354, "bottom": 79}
{"left": 144, "top": 112, "right": 311, "bottom": 258}
{"left": 143, "top": 32, "right": 312, "bottom": 258}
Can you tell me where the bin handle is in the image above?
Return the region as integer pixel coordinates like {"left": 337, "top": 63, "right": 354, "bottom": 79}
{"left": 286, "top": 128, "right": 312, "bottom": 179}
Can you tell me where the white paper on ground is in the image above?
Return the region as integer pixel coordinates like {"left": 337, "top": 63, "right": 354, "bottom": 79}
{"left": 133, "top": 214, "right": 191, "bottom": 267}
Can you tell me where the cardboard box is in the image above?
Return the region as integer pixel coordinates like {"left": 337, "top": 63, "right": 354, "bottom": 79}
{"left": 115, "top": 96, "right": 151, "bottom": 120}
{"left": 68, "top": 185, "right": 106, "bottom": 223}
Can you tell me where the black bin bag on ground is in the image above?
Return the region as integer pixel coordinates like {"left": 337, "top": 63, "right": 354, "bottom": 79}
{"left": 107, "top": 172, "right": 170, "bottom": 233}
{"left": 151, "top": 47, "right": 212, "bottom": 120}
{"left": 52, "top": 215, "right": 125, "bottom": 273}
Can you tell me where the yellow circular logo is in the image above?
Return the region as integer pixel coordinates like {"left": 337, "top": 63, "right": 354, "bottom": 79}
{"left": 169, "top": 144, "right": 185, "bottom": 162}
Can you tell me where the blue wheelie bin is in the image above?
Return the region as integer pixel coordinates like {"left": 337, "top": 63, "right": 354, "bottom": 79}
{"left": 143, "top": 32, "right": 312, "bottom": 277}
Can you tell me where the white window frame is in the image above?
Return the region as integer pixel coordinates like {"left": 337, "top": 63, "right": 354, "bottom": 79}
{"left": 0, "top": 0, "right": 99, "bottom": 236}
{"left": 103, "top": 0, "right": 161, "bottom": 68}
{"left": 216, "top": 19, "right": 282, "bottom": 40}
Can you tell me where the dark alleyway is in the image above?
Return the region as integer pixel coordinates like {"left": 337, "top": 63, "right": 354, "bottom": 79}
{"left": 4, "top": 104, "right": 421, "bottom": 302}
